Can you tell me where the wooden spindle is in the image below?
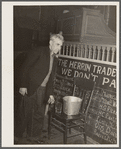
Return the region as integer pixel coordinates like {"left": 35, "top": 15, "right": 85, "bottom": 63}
{"left": 88, "top": 45, "right": 92, "bottom": 59}
{"left": 84, "top": 44, "right": 87, "bottom": 58}
{"left": 73, "top": 44, "right": 76, "bottom": 57}
{"left": 77, "top": 44, "right": 80, "bottom": 57}
{"left": 111, "top": 47, "right": 116, "bottom": 62}
{"left": 80, "top": 44, "right": 83, "bottom": 57}
{"left": 97, "top": 46, "right": 101, "bottom": 60}
{"left": 92, "top": 45, "right": 96, "bottom": 59}
{"left": 102, "top": 46, "right": 106, "bottom": 61}
{"left": 66, "top": 45, "right": 69, "bottom": 55}
{"left": 63, "top": 44, "right": 65, "bottom": 55}
{"left": 70, "top": 44, "right": 72, "bottom": 56}
{"left": 106, "top": 47, "right": 110, "bottom": 61}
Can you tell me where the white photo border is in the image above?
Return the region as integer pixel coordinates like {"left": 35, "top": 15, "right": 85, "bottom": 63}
{"left": 2, "top": 1, "right": 119, "bottom": 147}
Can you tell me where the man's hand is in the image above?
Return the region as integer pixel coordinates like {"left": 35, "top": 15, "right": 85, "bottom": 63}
{"left": 19, "top": 88, "right": 28, "bottom": 96}
{"left": 48, "top": 95, "right": 55, "bottom": 104}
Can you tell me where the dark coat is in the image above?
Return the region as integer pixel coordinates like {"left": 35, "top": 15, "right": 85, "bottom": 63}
{"left": 19, "top": 46, "right": 58, "bottom": 103}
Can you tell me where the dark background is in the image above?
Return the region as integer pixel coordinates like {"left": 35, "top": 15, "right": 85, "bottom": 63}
{"left": 14, "top": 6, "right": 116, "bottom": 52}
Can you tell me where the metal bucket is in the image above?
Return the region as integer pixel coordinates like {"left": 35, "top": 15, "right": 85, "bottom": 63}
{"left": 63, "top": 96, "right": 82, "bottom": 115}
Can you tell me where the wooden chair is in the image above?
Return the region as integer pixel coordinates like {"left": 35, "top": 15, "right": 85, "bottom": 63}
{"left": 48, "top": 77, "right": 96, "bottom": 144}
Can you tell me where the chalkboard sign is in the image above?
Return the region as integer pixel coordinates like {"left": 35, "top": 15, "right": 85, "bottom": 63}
{"left": 53, "top": 74, "right": 73, "bottom": 103}
{"left": 86, "top": 87, "right": 116, "bottom": 144}
{"left": 53, "top": 56, "right": 117, "bottom": 144}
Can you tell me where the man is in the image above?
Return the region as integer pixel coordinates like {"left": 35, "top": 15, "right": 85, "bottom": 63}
{"left": 18, "top": 32, "right": 64, "bottom": 143}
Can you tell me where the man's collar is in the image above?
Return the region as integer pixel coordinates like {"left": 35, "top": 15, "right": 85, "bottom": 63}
{"left": 49, "top": 46, "right": 58, "bottom": 58}
{"left": 50, "top": 52, "right": 58, "bottom": 58}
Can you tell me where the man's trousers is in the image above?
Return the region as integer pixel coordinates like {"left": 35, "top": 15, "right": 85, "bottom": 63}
{"left": 15, "top": 86, "right": 46, "bottom": 138}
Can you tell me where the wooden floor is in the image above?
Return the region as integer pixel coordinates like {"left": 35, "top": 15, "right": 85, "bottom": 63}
{"left": 14, "top": 115, "right": 98, "bottom": 145}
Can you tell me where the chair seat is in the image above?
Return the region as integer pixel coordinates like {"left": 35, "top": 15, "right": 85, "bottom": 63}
{"left": 51, "top": 112, "right": 85, "bottom": 122}
{"left": 50, "top": 111, "right": 85, "bottom": 132}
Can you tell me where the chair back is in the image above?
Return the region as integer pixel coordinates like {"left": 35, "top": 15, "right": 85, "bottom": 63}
{"left": 73, "top": 77, "right": 96, "bottom": 116}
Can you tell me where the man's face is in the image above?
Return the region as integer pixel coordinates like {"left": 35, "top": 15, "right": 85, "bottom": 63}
{"left": 50, "top": 38, "right": 63, "bottom": 55}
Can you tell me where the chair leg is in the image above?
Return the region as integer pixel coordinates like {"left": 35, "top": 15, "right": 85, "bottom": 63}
{"left": 69, "top": 122, "right": 71, "bottom": 134}
{"left": 63, "top": 126, "right": 67, "bottom": 144}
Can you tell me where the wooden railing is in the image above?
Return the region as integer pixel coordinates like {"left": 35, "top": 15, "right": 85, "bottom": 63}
{"left": 59, "top": 42, "right": 116, "bottom": 63}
